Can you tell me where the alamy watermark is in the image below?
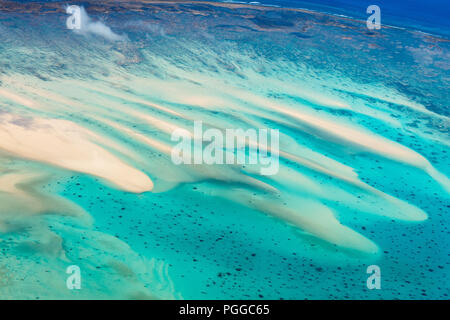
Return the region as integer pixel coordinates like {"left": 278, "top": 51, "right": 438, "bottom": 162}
{"left": 171, "top": 121, "right": 279, "bottom": 176}
{"left": 366, "top": 265, "right": 381, "bottom": 289}
{"left": 66, "top": 265, "right": 81, "bottom": 290}
{"left": 66, "top": 5, "right": 81, "bottom": 30}
{"left": 366, "top": 5, "right": 381, "bottom": 30}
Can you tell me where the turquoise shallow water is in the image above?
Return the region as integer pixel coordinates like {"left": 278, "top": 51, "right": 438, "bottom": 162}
{"left": 57, "top": 169, "right": 448, "bottom": 299}
{"left": 0, "top": 1, "right": 449, "bottom": 299}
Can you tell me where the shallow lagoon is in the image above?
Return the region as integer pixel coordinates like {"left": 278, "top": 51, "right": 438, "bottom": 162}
{"left": 0, "top": 1, "right": 448, "bottom": 299}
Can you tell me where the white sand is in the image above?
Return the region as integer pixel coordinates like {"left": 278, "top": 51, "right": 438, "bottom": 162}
{"left": 0, "top": 114, "right": 153, "bottom": 193}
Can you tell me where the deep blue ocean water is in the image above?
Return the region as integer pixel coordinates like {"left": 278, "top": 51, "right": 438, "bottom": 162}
{"left": 14, "top": 0, "right": 450, "bottom": 37}
{"left": 222, "top": 0, "right": 450, "bottom": 37}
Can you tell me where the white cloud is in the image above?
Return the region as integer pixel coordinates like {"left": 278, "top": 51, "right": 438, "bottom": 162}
{"left": 70, "top": 6, "right": 127, "bottom": 42}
